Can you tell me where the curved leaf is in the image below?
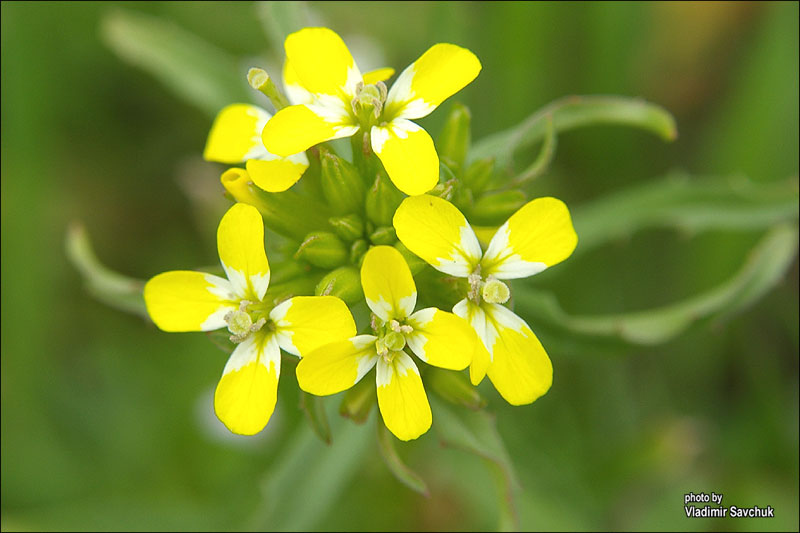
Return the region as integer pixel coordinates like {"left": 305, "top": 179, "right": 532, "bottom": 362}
{"left": 573, "top": 173, "right": 799, "bottom": 255}
{"left": 376, "top": 419, "right": 429, "bottom": 497}
{"left": 65, "top": 223, "right": 147, "bottom": 317}
{"left": 515, "top": 224, "right": 798, "bottom": 345}
{"left": 470, "top": 95, "right": 677, "bottom": 168}
{"left": 430, "top": 397, "right": 520, "bottom": 531}
{"left": 101, "top": 9, "right": 251, "bottom": 116}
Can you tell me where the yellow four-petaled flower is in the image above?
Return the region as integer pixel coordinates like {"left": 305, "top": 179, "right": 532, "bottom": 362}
{"left": 261, "top": 27, "right": 482, "bottom": 196}
{"left": 296, "top": 245, "right": 481, "bottom": 441}
{"left": 144, "top": 203, "right": 356, "bottom": 435}
{"left": 394, "top": 195, "right": 578, "bottom": 405}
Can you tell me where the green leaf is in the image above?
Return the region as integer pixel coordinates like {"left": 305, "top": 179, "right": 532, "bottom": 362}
{"left": 430, "top": 397, "right": 520, "bottom": 531}
{"left": 572, "top": 173, "right": 799, "bottom": 255}
{"left": 470, "top": 95, "right": 677, "bottom": 169}
{"left": 248, "top": 411, "right": 373, "bottom": 530}
{"left": 256, "top": 1, "right": 313, "bottom": 53}
{"left": 101, "top": 9, "right": 251, "bottom": 117}
{"left": 515, "top": 224, "right": 799, "bottom": 345}
{"left": 65, "top": 223, "right": 148, "bottom": 317}
{"left": 376, "top": 419, "right": 429, "bottom": 497}
{"left": 507, "top": 115, "right": 557, "bottom": 187}
{"left": 299, "top": 392, "right": 332, "bottom": 445}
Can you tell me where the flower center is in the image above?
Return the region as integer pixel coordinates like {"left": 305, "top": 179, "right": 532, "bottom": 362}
{"left": 468, "top": 267, "right": 511, "bottom": 305}
{"left": 224, "top": 300, "right": 266, "bottom": 344}
{"left": 351, "top": 81, "right": 387, "bottom": 127}
{"left": 372, "top": 316, "right": 413, "bottom": 358}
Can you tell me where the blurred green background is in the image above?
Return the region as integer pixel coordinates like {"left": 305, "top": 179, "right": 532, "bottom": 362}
{"left": 2, "top": 1, "right": 797, "bottom": 530}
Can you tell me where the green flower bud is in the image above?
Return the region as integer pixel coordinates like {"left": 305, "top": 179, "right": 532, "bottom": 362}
{"left": 463, "top": 157, "right": 495, "bottom": 195}
{"left": 295, "top": 231, "right": 348, "bottom": 269}
{"left": 468, "top": 190, "right": 527, "bottom": 226}
{"left": 339, "top": 375, "right": 377, "bottom": 424}
{"left": 369, "top": 225, "right": 396, "bottom": 245}
{"left": 437, "top": 102, "right": 471, "bottom": 173}
{"left": 329, "top": 214, "right": 365, "bottom": 242}
{"left": 394, "top": 241, "right": 426, "bottom": 275}
{"left": 221, "top": 168, "right": 331, "bottom": 240}
{"left": 427, "top": 367, "right": 486, "bottom": 411}
{"left": 350, "top": 239, "right": 369, "bottom": 266}
{"left": 315, "top": 266, "right": 363, "bottom": 305}
{"left": 320, "top": 148, "right": 366, "bottom": 215}
{"left": 365, "top": 172, "right": 404, "bottom": 227}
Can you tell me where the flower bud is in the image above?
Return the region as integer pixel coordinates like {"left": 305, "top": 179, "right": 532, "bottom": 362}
{"left": 350, "top": 239, "right": 369, "bottom": 266}
{"left": 437, "top": 102, "right": 471, "bottom": 173}
{"left": 329, "top": 214, "right": 365, "bottom": 242}
{"left": 463, "top": 157, "right": 495, "bottom": 195}
{"left": 221, "top": 168, "right": 330, "bottom": 240}
{"left": 369, "top": 225, "right": 396, "bottom": 245}
{"left": 427, "top": 367, "right": 486, "bottom": 411}
{"left": 394, "top": 241, "right": 426, "bottom": 275}
{"left": 320, "top": 149, "right": 366, "bottom": 215}
{"left": 315, "top": 266, "right": 363, "bottom": 305}
{"left": 295, "top": 231, "right": 348, "bottom": 269}
{"left": 339, "top": 375, "right": 377, "bottom": 424}
{"left": 365, "top": 172, "right": 404, "bottom": 226}
{"left": 468, "top": 190, "right": 526, "bottom": 226}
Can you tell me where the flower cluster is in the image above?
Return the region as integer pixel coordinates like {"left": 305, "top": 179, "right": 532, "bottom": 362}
{"left": 144, "top": 27, "right": 577, "bottom": 441}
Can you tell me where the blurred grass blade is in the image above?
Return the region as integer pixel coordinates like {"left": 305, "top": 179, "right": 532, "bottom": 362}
{"left": 257, "top": 1, "right": 313, "bottom": 53}
{"left": 573, "top": 173, "right": 799, "bottom": 255}
{"left": 376, "top": 419, "right": 429, "bottom": 497}
{"left": 516, "top": 224, "right": 798, "bottom": 345}
{"left": 430, "top": 397, "right": 520, "bottom": 531}
{"left": 508, "top": 115, "right": 557, "bottom": 187}
{"left": 101, "top": 9, "right": 251, "bottom": 117}
{"left": 66, "top": 223, "right": 147, "bottom": 317}
{"left": 470, "top": 95, "right": 677, "bottom": 168}
{"left": 250, "top": 410, "right": 373, "bottom": 530}
{"left": 300, "top": 391, "right": 332, "bottom": 445}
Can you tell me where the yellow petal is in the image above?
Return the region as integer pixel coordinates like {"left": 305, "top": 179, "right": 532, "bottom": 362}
{"left": 405, "top": 308, "right": 474, "bottom": 371}
{"left": 363, "top": 67, "right": 395, "bottom": 85}
{"left": 296, "top": 335, "right": 378, "bottom": 396}
{"left": 484, "top": 304, "right": 552, "bottom": 405}
{"left": 376, "top": 352, "right": 431, "bottom": 441}
{"left": 245, "top": 157, "right": 308, "bottom": 193}
{"left": 217, "top": 203, "right": 270, "bottom": 300}
{"left": 283, "top": 59, "right": 313, "bottom": 106}
{"left": 385, "top": 43, "right": 481, "bottom": 120}
{"left": 269, "top": 295, "right": 357, "bottom": 357}
{"left": 361, "top": 245, "right": 417, "bottom": 322}
{"left": 284, "top": 27, "right": 361, "bottom": 97}
{"left": 482, "top": 197, "right": 578, "bottom": 279}
{"left": 262, "top": 104, "right": 358, "bottom": 158}
{"left": 144, "top": 270, "right": 237, "bottom": 332}
{"left": 452, "top": 298, "right": 492, "bottom": 385}
{"left": 393, "top": 194, "right": 482, "bottom": 277}
{"left": 371, "top": 119, "right": 438, "bottom": 195}
{"left": 203, "top": 104, "right": 271, "bottom": 164}
{"left": 214, "top": 332, "right": 281, "bottom": 435}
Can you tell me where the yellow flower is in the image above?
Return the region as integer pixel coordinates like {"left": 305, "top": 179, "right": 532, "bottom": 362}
{"left": 143, "top": 203, "right": 356, "bottom": 435}
{"left": 261, "top": 27, "right": 482, "bottom": 196}
{"left": 203, "top": 104, "right": 310, "bottom": 193}
{"left": 393, "top": 195, "right": 578, "bottom": 405}
{"left": 296, "top": 246, "right": 480, "bottom": 441}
